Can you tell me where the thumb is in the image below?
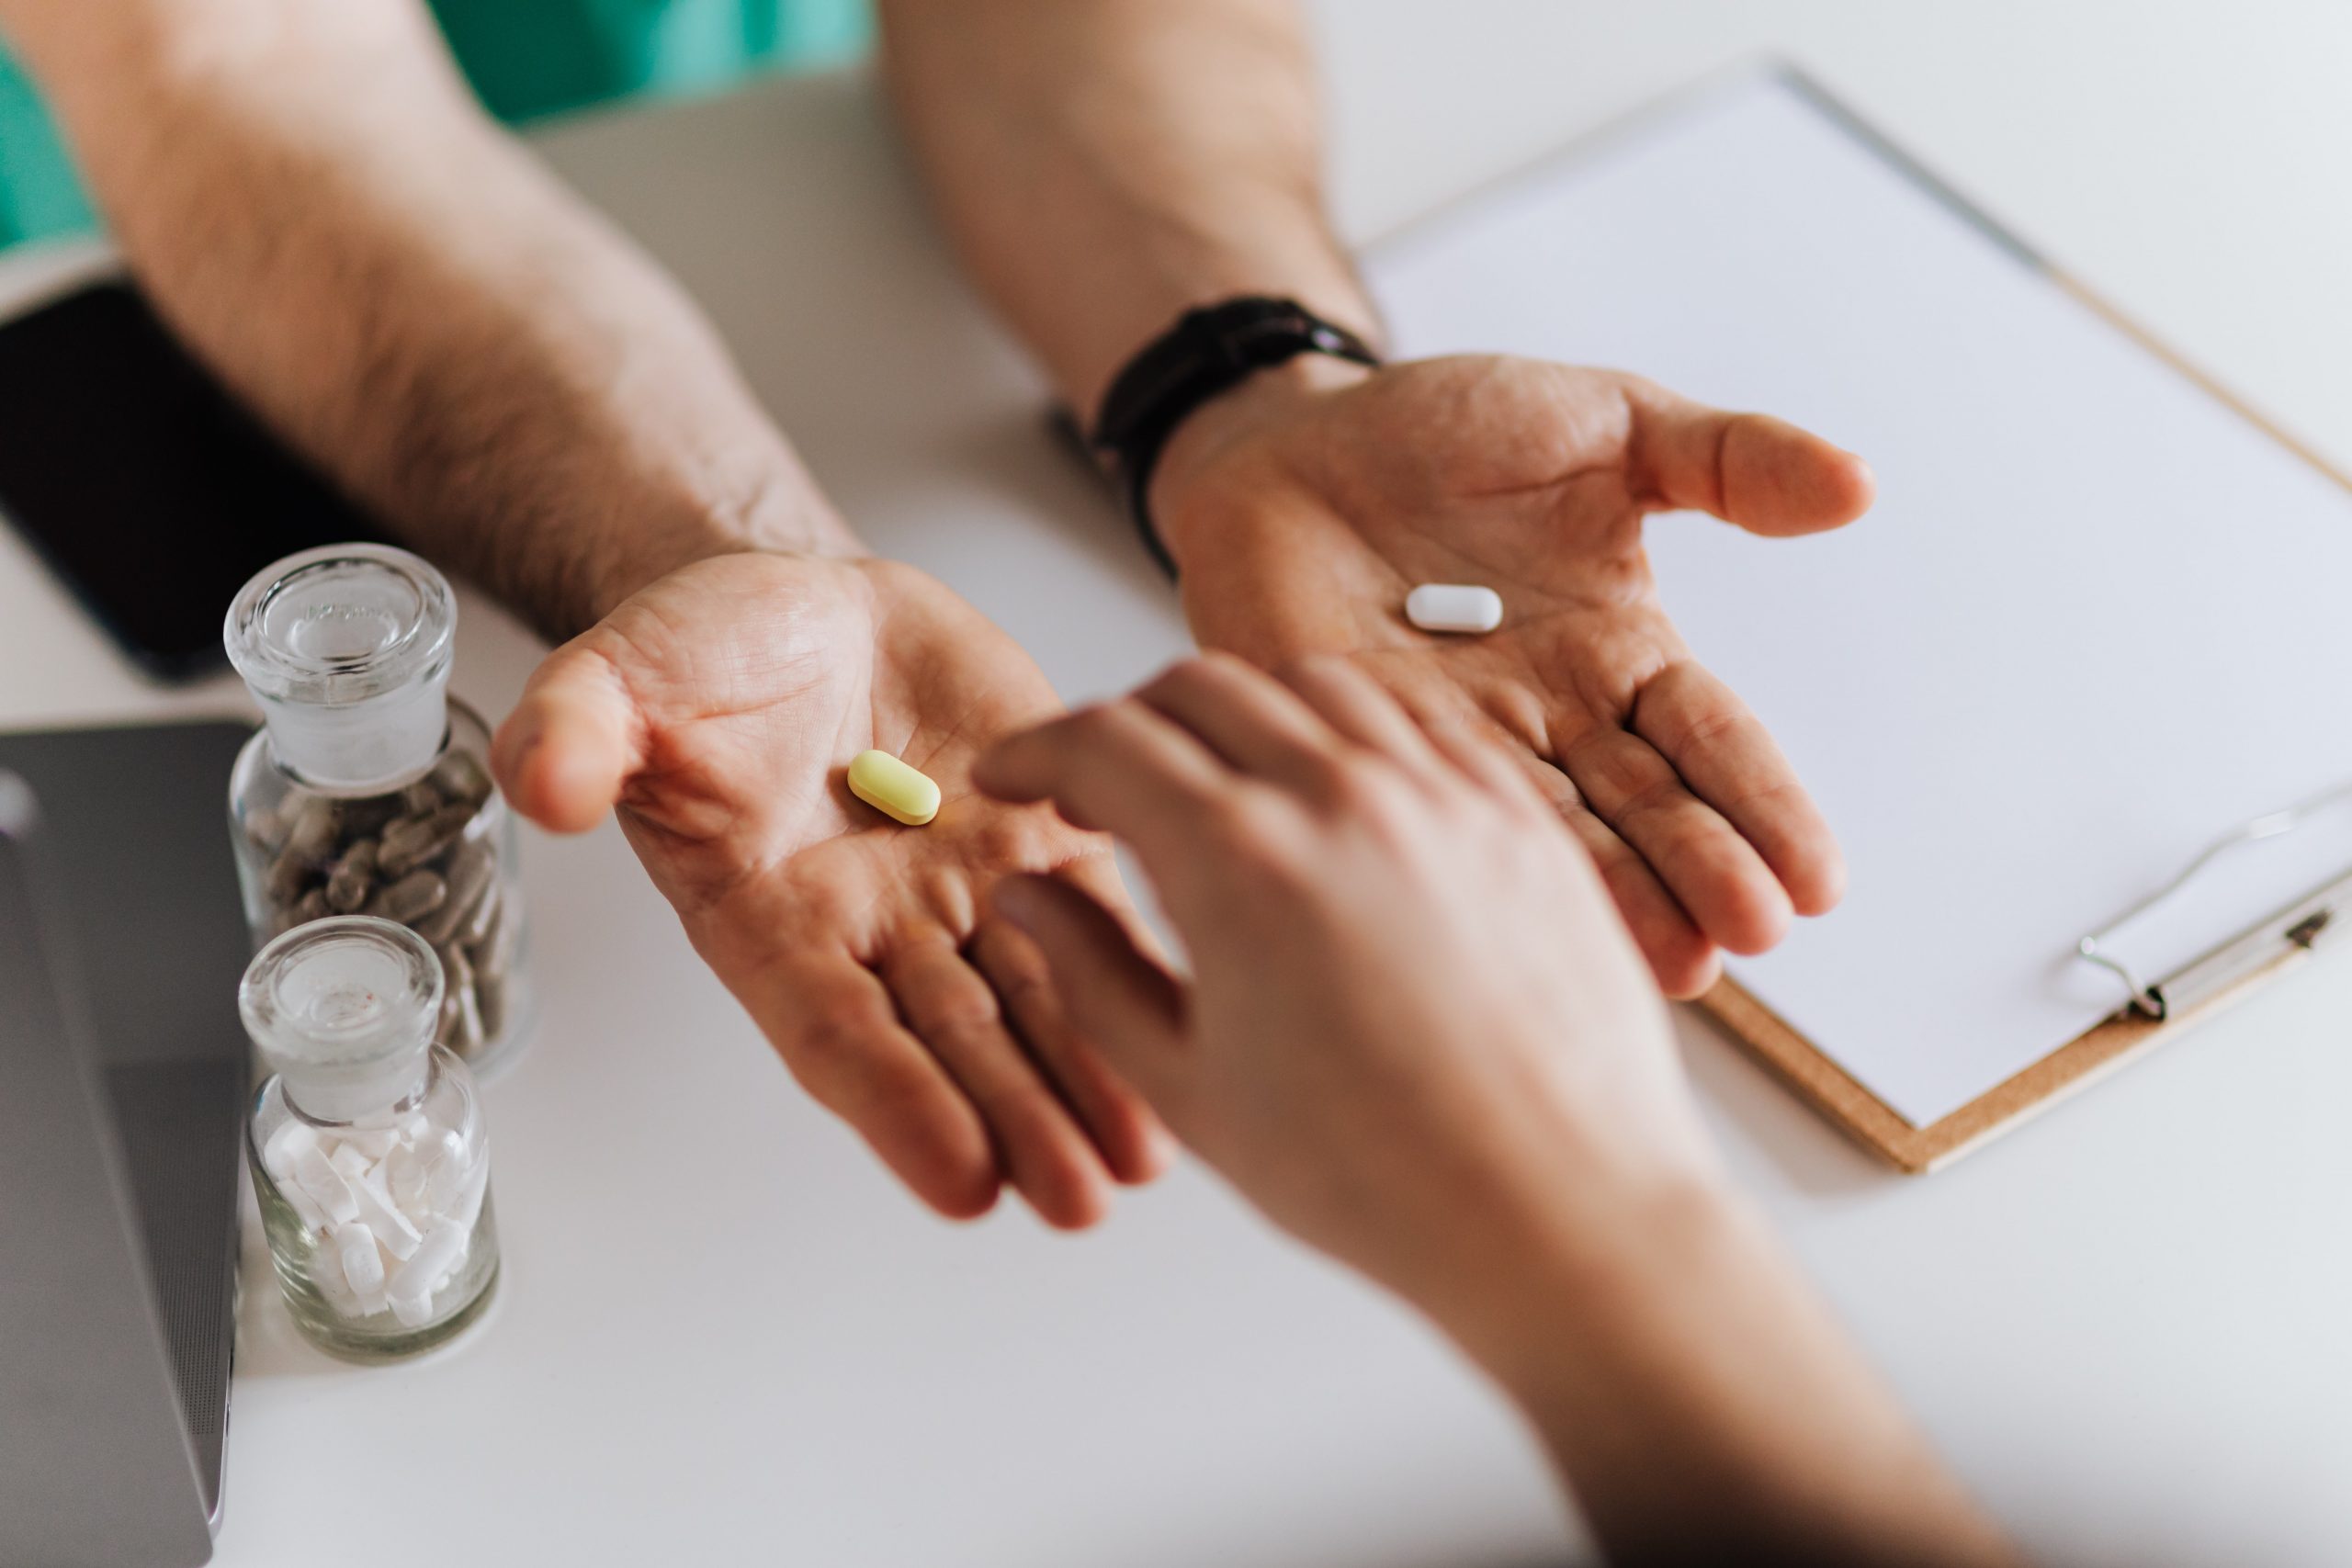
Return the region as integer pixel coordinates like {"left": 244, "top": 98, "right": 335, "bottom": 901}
{"left": 491, "top": 644, "right": 643, "bottom": 835}
{"left": 1622, "top": 376, "right": 1876, "bottom": 537}
{"left": 989, "top": 874, "right": 1191, "bottom": 1112}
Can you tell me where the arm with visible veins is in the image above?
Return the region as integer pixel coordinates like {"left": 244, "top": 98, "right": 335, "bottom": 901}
{"left": 0, "top": 0, "right": 1170, "bottom": 1228}
{"left": 1, "top": 0, "right": 855, "bottom": 643}
{"left": 877, "top": 0, "right": 1377, "bottom": 423}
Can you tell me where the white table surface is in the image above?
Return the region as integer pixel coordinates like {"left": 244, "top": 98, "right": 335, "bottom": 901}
{"left": 5, "top": 5, "right": 2349, "bottom": 1563}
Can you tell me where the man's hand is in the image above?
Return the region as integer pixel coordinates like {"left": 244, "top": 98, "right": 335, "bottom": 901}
{"left": 880, "top": 0, "right": 1867, "bottom": 998}
{"left": 491, "top": 551, "right": 1168, "bottom": 1227}
{"left": 1150, "top": 354, "right": 1876, "bottom": 997}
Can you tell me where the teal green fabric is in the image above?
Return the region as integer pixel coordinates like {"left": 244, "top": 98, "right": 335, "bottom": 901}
{"left": 0, "top": 0, "right": 871, "bottom": 250}
{"left": 424, "top": 0, "right": 869, "bottom": 124}
{"left": 0, "top": 48, "right": 97, "bottom": 246}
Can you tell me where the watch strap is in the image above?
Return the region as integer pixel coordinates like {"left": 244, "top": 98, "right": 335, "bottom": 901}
{"left": 1088, "top": 297, "right": 1380, "bottom": 576}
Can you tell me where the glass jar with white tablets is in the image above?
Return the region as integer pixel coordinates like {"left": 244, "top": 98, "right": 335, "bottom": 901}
{"left": 243, "top": 916, "right": 499, "bottom": 1361}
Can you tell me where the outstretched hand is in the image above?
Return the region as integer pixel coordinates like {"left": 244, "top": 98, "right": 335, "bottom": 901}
{"left": 972, "top": 654, "right": 2017, "bottom": 1568}
{"left": 1149, "top": 355, "right": 1874, "bottom": 996}
{"left": 491, "top": 551, "right": 1167, "bottom": 1227}
{"left": 971, "top": 654, "right": 1719, "bottom": 1329}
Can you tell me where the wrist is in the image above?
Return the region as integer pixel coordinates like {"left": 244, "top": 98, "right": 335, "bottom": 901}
{"left": 1430, "top": 1149, "right": 1748, "bottom": 1386}
{"left": 1145, "top": 350, "right": 1376, "bottom": 566}
{"left": 574, "top": 473, "right": 866, "bottom": 633}
{"left": 1084, "top": 293, "right": 1378, "bottom": 576}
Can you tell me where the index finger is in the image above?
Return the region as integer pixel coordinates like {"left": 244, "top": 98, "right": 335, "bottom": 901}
{"left": 974, "top": 698, "right": 1236, "bottom": 865}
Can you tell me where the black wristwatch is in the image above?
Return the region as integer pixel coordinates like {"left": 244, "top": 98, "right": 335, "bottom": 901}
{"left": 1089, "top": 296, "right": 1381, "bottom": 576}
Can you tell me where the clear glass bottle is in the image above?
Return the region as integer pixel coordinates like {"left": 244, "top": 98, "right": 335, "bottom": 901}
{"left": 225, "top": 543, "right": 534, "bottom": 1077}
{"left": 242, "top": 917, "right": 500, "bottom": 1361}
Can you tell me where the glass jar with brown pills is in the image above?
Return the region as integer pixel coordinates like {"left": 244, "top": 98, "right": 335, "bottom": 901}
{"left": 225, "top": 544, "right": 535, "bottom": 1077}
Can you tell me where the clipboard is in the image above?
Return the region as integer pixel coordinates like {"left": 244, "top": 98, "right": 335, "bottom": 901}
{"left": 1701, "top": 86, "right": 2352, "bottom": 1172}
{"left": 1713, "top": 782, "right": 2352, "bottom": 1172}
{"left": 1361, "top": 63, "right": 2352, "bottom": 1171}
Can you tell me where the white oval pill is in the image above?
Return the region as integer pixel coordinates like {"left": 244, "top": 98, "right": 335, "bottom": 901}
{"left": 337, "top": 1224, "right": 386, "bottom": 1299}
{"left": 390, "top": 1220, "right": 468, "bottom": 1308}
{"left": 293, "top": 1145, "right": 363, "bottom": 1226}
{"left": 1405, "top": 583, "right": 1503, "bottom": 635}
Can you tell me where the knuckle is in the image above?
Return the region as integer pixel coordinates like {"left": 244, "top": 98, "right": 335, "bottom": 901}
{"left": 922, "top": 990, "right": 1003, "bottom": 1043}
{"left": 1133, "top": 664, "right": 1196, "bottom": 707}
{"left": 987, "top": 927, "right": 1069, "bottom": 1015}
{"left": 1667, "top": 694, "right": 1753, "bottom": 755}
{"left": 1140, "top": 654, "right": 1233, "bottom": 704}
{"left": 787, "top": 875, "right": 865, "bottom": 935}
{"left": 1615, "top": 773, "right": 1688, "bottom": 827}
{"left": 1322, "top": 755, "right": 1424, "bottom": 834}
{"left": 1277, "top": 650, "right": 1354, "bottom": 687}
{"left": 1203, "top": 791, "right": 1311, "bottom": 881}
{"left": 989, "top": 956, "right": 1061, "bottom": 1021}
{"left": 1057, "top": 701, "right": 1155, "bottom": 765}
{"left": 1654, "top": 816, "right": 1727, "bottom": 881}
{"left": 1612, "top": 368, "right": 1665, "bottom": 403}
{"left": 969, "top": 807, "right": 1052, "bottom": 869}
{"left": 1189, "top": 649, "right": 1258, "bottom": 681}
{"left": 786, "top": 1009, "right": 869, "bottom": 1082}
{"left": 1288, "top": 747, "right": 1360, "bottom": 806}
{"left": 1163, "top": 653, "right": 1276, "bottom": 717}
{"left": 1061, "top": 700, "right": 1125, "bottom": 740}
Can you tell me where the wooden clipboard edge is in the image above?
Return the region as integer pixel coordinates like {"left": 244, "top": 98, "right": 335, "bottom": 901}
{"left": 1707, "top": 265, "right": 2352, "bottom": 1174}
{"left": 2050, "top": 273, "right": 2352, "bottom": 501}
{"left": 1682, "top": 81, "right": 2352, "bottom": 1170}
{"left": 1700, "top": 938, "right": 2315, "bottom": 1172}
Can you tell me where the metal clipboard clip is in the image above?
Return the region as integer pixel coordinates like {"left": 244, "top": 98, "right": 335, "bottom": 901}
{"left": 2076, "top": 779, "right": 2352, "bottom": 1021}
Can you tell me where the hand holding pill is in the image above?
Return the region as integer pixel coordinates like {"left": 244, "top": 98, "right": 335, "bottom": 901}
{"left": 491, "top": 552, "right": 1168, "bottom": 1228}
{"left": 1147, "top": 352, "right": 1876, "bottom": 997}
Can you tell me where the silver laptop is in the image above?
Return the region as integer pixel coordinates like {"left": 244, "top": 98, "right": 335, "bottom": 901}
{"left": 0, "top": 722, "right": 252, "bottom": 1567}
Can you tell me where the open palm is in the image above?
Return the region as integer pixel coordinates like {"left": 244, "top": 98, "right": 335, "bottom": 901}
{"left": 492, "top": 551, "right": 1164, "bottom": 1226}
{"left": 1151, "top": 355, "right": 1875, "bottom": 996}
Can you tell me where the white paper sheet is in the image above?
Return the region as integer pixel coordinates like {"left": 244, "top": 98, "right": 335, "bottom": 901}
{"left": 1363, "top": 68, "right": 2352, "bottom": 1128}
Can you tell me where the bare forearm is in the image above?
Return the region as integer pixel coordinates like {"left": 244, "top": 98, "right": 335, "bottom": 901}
{"left": 4, "top": 0, "right": 854, "bottom": 641}
{"left": 877, "top": 0, "right": 1376, "bottom": 423}
{"left": 1463, "top": 1183, "right": 2019, "bottom": 1567}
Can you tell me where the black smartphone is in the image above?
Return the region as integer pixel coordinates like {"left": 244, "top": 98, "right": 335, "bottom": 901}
{"left": 0, "top": 280, "right": 386, "bottom": 682}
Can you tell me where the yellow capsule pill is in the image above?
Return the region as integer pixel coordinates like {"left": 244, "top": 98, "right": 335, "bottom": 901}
{"left": 846, "top": 749, "right": 941, "bottom": 827}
